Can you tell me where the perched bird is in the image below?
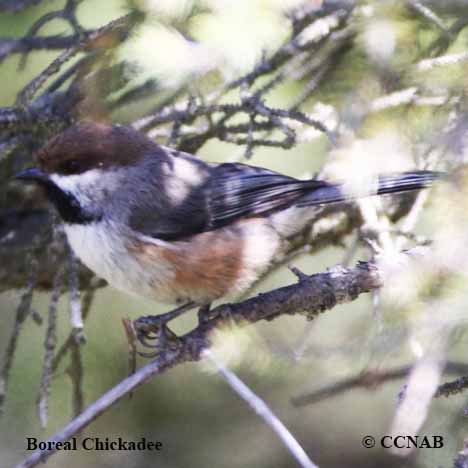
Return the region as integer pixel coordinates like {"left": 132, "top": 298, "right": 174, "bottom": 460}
{"left": 15, "top": 122, "right": 439, "bottom": 344}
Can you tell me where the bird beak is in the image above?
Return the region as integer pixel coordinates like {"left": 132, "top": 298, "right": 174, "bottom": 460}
{"left": 14, "top": 167, "right": 49, "bottom": 183}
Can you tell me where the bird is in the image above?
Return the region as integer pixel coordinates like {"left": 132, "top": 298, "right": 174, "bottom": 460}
{"left": 15, "top": 121, "right": 440, "bottom": 349}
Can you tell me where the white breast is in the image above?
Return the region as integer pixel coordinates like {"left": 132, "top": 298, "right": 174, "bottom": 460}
{"left": 64, "top": 221, "right": 175, "bottom": 301}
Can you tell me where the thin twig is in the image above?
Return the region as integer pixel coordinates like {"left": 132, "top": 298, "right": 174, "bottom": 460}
{"left": 0, "top": 257, "right": 37, "bottom": 413}
{"left": 37, "top": 266, "right": 65, "bottom": 428}
{"left": 417, "top": 51, "right": 468, "bottom": 71}
{"left": 436, "top": 375, "right": 468, "bottom": 398}
{"left": 205, "top": 350, "right": 318, "bottom": 468}
{"left": 407, "top": 0, "right": 448, "bottom": 33}
{"left": 67, "top": 340, "right": 84, "bottom": 419}
{"left": 0, "top": 35, "right": 81, "bottom": 63}
{"left": 292, "top": 361, "right": 468, "bottom": 407}
{"left": 51, "top": 285, "right": 98, "bottom": 373}
{"left": 68, "top": 248, "right": 84, "bottom": 339}
{"left": 16, "top": 13, "right": 134, "bottom": 106}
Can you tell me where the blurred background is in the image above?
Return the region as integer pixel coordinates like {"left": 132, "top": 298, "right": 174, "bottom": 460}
{"left": 2, "top": 1, "right": 468, "bottom": 467}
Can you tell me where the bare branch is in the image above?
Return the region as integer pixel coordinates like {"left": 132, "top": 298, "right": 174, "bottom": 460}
{"left": 436, "top": 375, "right": 468, "bottom": 398}
{"left": 17, "top": 12, "right": 134, "bottom": 106}
{"left": 417, "top": 52, "right": 468, "bottom": 71}
{"left": 67, "top": 248, "right": 83, "bottom": 336}
{"left": 0, "top": 256, "right": 37, "bottom": 413}
{"left": 51, "top": 282, "right": 99, "bottom": 374}
{"left": 407, "top": 0, "right": 449, "bottom": 33}
{"left": 37, "top": 265, "right": 65, "bottom": 428}
{"left": 205, "top": 350, "right": 319, "bottom": 468}
{"left": 67, "top": 339, "right": 84, "bottom": 419}
{"left": 0, "top": 35, "right": 80, "bottom": 63}
{"left": 15, "top": 252, "right": 385, "bottom": 468}
{"left": 291, "top": 361, "right": 468, "bottom": 407}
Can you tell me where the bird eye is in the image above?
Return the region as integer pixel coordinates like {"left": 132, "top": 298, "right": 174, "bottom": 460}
{"left": 61, "top": 159, "right": 81, "bottom": 175}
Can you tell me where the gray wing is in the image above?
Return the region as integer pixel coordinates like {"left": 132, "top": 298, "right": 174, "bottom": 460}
{"left": 207, "top": 163, "right": 326, "bottom": 229}
{"left": 129, "top": 161, "right": 328, "bottom": 241}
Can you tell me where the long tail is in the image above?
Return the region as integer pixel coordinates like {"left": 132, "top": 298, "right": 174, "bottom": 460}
{"left": 298, "top": 170, "right": 442, "bottom": 207}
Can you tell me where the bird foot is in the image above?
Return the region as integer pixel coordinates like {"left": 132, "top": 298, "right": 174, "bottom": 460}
{"left": 128, "top": 302, "right": 195, "bottom": 359}
{"left": 134, "top": 321, "right": 181, "bottom": 359}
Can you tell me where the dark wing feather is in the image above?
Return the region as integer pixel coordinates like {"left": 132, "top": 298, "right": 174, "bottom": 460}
{"left": 129, "top": 158, "right": 441, "bottom": 241}
{"left": 207, "top": 163, "right": 326, "bottom": 229}
{"left": 130, "top": 162, "right": 327, "bottom": 241}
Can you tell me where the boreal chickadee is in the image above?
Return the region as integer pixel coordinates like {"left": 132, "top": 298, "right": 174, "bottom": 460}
{"left": 15, "top": 122, "right": 440, "bottom": 331}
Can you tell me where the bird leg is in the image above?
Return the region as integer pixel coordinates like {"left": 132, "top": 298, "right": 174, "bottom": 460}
{"left": 132, "top": 302, "right": 196, "bottom": 357}
{"left": 197, "top": 303, "right": 213, "bottom": 325}
{"left": 122, "top": 318, "right": 138, "bottom": 378}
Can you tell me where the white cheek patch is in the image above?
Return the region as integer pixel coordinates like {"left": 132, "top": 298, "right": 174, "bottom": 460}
{"left": 50, "top": 169, "right": 103, "bottom": 195}
{"left": 50, "top": 169, "right": 103, "bottom": 191}
{"left": 50, "top": 169, "right": 119, "bottom": 206}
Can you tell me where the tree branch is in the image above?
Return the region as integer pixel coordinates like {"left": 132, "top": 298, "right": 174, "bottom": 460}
{"left": 0, "top": 35, "right": 81, "bottom": 63}
{"left": 205, "top": 350, "right": 319, "bottom": 468}
{"left": 291, "top": 361, "right": 468, "bottom": 407}
{"left": 15, "top": 253, "right": 383, "bottom": 468}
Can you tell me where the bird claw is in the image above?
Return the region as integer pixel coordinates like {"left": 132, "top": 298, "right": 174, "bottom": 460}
{"left": 132, "top": 314, "right": 183, "bottom": 358}
{"left": 136, "top": 332, "right": 160, "bottom": 349}
{"left": 124, "top": 302, "right": 196, "bottom": 361}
